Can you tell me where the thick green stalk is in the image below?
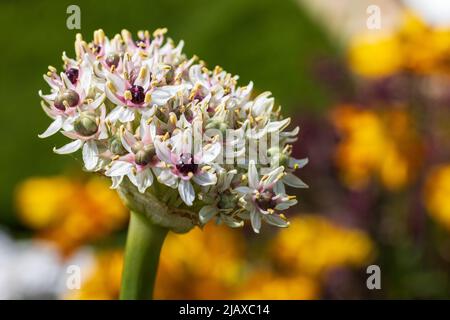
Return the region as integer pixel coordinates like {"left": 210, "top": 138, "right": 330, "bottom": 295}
{"left": 120, "top": 210, "right": 168, "bottom": 300}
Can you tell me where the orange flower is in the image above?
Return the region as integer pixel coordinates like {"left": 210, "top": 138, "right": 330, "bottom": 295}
{"left": 331, "top": 105, "right": 423, "bottom": 191}
{"left": 15, "top": 175, "right": 128, "bottom": 254}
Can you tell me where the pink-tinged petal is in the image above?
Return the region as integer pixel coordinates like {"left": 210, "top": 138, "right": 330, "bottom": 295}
{"left": 199, "top": 205, "right": 219, "bottom": 224}
{"left": 193, "top": 171, "right": 217, "bottom": 186}
{"left": 53, "top": 139, "right": 83, "bottom": 154}
{"left": 250, "top": 208, "right": 262, "bottom": 234}
{"left": 134, "top": 66, "right": 150, "bottom": 89}
{"left": 82, "top": 140, "right": 99, "bottom": 171}
{"left": 154, "top": 140, "right": 172, "bottom": 163}
{"left": 105, "top": 161, "right": 133, "bottom": 177}
{"left": 38, "top": 116, "right": 63, "bottom": 138}
{"left": 43, "top": 75, "right": 60, "bottom": 90}
{"left": 106, "top": 71, "right": 126, "bottom": 93}
{"left": 248, "top": 160, "right": 259, "bottom": 189}
{"left": 61, "top": 131, "right": 84, "bottom": 140}
{"left": 282, "top": 173, "right": 308, "bottom": 188}
{"left": 60, "top": 72, "right": 75, "bottom": 90}
{"left": 39, "top": 90, "right": 57, "bottom": 104}
{"left": 156, "top": 168, "right": 178, "bottom": 187}
{"left": 105, "top": 84, "right": 126, "bottom": 106}
{"left": 121, "top": 130, "right": 137, "bottom": 154}
{"left": 87, "top": 94, "right": 105, "bottom": 110}
{"left": 178, "top": 180, "right": 195, "bottom": 206}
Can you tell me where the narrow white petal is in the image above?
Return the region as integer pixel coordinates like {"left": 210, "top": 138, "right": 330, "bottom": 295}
{"left": 193, "top": 171, "right": 217, "bottom": 186}
{"left": 119, "top": 108, "right": 135, "bottom": 123}
{"left": 267, "top": 118, "right": 291, "bottom": 132}
{"left": 263, "top": 214, "right": 289, "bottom": 228}
{"left": 178, "top": 180, "right": 195, "bottom": 206}
{"left": 275, "top": 199, "right": 297, "bottom": 210}
{"left": 38, "top": 116, "right": 63, "bottom": 138}
{"left": 250, "top": 209, "right": 262, "bottom": 233}
{"left": 105, "top": 88, "right": 125, "bottom": 106}
{"left": 234, "top": 186, "right": 251, "bottom": 194}
{"left": 82, "top": 140, "right": 99, "bottom": 171}
{"left": 154, "top": 139, "right": 172, "bottom": 163}
{"left": 283, "top": 173, "right": 309, "bottom": 188}
{"left": 289, "top": 157, "right": 309, "bottom": 169}
{"left": 110, "top": 176, "right": 124, "bottom": 189}
{"left": 263, "top": 166, "right": 284, "bottom": 187}
{"left": 248, "top": 161, "right": 259, "bottom": 189}
{"left": 133, "top": 169, "right": 154, "bottom": 193}
{"left": 105, "top": 161, "right": 133, "bottom": 177}
{"left": 201, "top": 142, "right": 221, "bottom": 163}
{"left": 106, "top": 106, "right": 125, "bottom": 123}
{"left": 53, "top": 139, "right": 83, "bottom": 154}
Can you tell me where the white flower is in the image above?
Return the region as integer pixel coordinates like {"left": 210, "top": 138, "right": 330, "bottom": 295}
{"left": 38, "top": 28, "right": 308, "bottom": 233}
{"left": 235, "top": 161, "right": 296, "bottom": 233}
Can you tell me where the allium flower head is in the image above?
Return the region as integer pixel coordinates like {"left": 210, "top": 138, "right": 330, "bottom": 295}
{"left": 39, "top": 28, "right": 307, "bottom": 233}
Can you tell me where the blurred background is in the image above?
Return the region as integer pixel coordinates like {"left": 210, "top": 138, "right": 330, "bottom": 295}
{"left": 1, "top": 0, "right": 450, "bottom": 299}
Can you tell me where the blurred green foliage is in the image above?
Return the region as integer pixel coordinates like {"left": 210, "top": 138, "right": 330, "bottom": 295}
{"left": 0, "top": 0, "right": 336, "bottom": 225}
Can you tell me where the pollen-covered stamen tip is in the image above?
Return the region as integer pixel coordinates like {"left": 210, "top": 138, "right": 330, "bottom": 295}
{"left": 176, "top": 153, "right": 198, "bottom": 176}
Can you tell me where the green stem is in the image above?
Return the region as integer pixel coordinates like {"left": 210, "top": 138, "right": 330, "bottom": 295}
{"left": 120, "top": 210, "right": 168, "bottom": 300}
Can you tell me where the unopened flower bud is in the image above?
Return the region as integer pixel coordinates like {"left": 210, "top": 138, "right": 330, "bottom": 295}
{"left": 105, "top": 52, "right": 120, "bottom": 68}
{"left": 133, "top": 143, "right": 156, "bottom": 166}
{"left": 54, "top": 89, "right": 80, "bottom": 110}
{"left": 110, "top": 136, "right": 127, "bottom": 155}
{"left": 218, "top": 192, "right": 238, "bottom": 210}
{"left": 206, "top": 120, "right": 228, "bottom": 135}
{"left": 74, "top": 113, "right": 98, "bottom": 136}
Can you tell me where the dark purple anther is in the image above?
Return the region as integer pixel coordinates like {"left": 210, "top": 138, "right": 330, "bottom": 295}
{"left": 255, "top": 189, "right": 277, "bottom": 211}
{"left": 176, "top": 153, "right": 198, "bottom": 175}
{"left": 130, "top": 85, "right": 145, "bottom": 104}
{"left": 65, "top": 68, "right": 79, "bottom": 84}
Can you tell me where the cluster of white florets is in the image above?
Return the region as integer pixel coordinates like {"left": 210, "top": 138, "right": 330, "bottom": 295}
{"left": 39, "top": 28, "right": 307, "bottom": 233}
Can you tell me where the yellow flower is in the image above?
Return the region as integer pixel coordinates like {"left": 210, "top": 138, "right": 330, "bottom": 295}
{"left": 271, "top": 215, "right": 375, "bottom": 277}
{"left": 348, "top": 33, "right": 403, "bottom": 77}
{"left": 399, "top": 12, "right": 450, "bottom": 75}
{"left": 14, "top": 176, "right": 73, "bottom": 229}
{"left": 66, "top": 215, "right": 372, "bottom": 299}
{"left": 154, "top": 223, "right": 245, "bottom": 299}
{"left": 348, "top": 11, "right": 450, "bottom": 77}
{"left": 331, "top": 105, "right": 422, "bottom": 191}
{"left": 232, "top": 271, "right": 318, "bottom": 300}
{"left": 424, "top": 165, "right": 450, "bottom": 231}
{"left": 15, "top": 175, "right": 128, "bottom": 253}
